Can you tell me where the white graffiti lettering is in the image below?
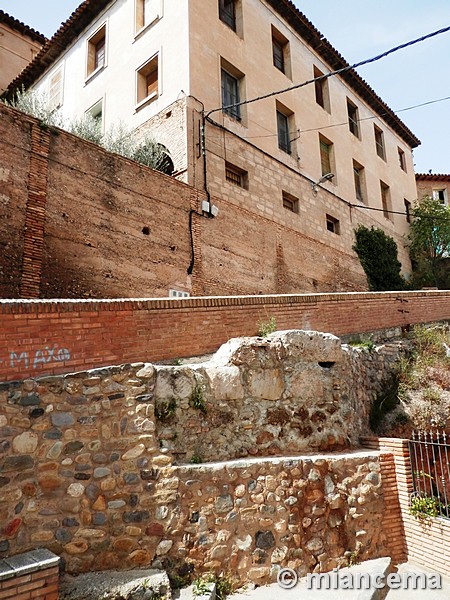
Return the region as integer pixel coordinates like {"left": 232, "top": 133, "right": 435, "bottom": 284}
{"left": 7, "top": 345, "right": 71, "bottom": 371}
{"left": 10, "top": 351, "right": 30, "bottom": 369}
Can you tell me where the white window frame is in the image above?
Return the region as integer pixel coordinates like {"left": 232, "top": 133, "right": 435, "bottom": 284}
{"left": 135, "top": 52, "right": 161, "bottom": 110}
{"left": 86, "top": 22, "right": 108, "bottom": 83}
{"left": 135, "top": 0, "right": 163, "bottom": 36}
{"left": 86, "top": 98, "right": 104, "bottom": 134}
{"left": 169, "top": 289, "right": 190, "bottom": 298}
{"left": 432, "top": 189, "right": 448, "bottom": 206}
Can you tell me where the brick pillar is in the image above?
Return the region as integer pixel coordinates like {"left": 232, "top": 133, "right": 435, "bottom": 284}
{"left": 190, "top": 190, "right": 204, "bottom": 297}
{"left": 361, "top": 436, "right": 410, "bottom": 564}
{"left": 361, "top": 436, "right": 450, "bottom": 576}
{"left": 20, "top": 123, "right": 51, "bottom": 298}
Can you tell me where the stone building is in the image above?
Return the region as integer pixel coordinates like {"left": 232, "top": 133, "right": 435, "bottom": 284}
{"left": 416, "top": 173, "right": 450, "bottom": 207}
{"left": 0, "top": 10, "right": 46, "bottom": 95}
{"left": 5, "top": 0, "right": 421, "bottom": 293}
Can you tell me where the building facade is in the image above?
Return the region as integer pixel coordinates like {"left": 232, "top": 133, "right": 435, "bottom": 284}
{"left": 6, "top": 0, "right": 421, "bottom": 293}
{"left": 0, "top": 10, "right": 46, "bottom": 95}
{"left": 416, "top": 173, "right": 450, "bottom": 207}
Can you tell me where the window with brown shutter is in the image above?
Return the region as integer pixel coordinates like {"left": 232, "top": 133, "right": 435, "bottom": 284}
{"left": 137, "top": 55, "right": 159, "bottom": 105}
{"left": 320, "top": 138, "right": 332, "bottom": 176}
{"left": 87, "top": 25, "right": 106, "bottom": 77}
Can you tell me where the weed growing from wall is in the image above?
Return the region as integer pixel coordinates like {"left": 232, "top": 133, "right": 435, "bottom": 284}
{"left": 257, "top": 316, "right": 277, "bottom": 337}
{"left": 155, "top": 398, "right": 177, "bottom": 421}
{"left": 410, "top": 494, "right": 441, "bottom": 520}
{"left": 190, "top": 383, "right": 207, "bottom": 414}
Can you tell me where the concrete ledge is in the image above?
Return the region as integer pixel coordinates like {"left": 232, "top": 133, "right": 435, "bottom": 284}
{"left": 0, "top": 548, "right": 59, "bottom": 581}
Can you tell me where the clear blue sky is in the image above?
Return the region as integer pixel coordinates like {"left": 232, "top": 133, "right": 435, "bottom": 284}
{"left": 2, "top": 0, "right": 450, "bottom": 176}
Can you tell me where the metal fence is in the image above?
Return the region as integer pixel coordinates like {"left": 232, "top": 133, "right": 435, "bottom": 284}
{"left": 409, "top": 430, "right": 450, "bottom": 520}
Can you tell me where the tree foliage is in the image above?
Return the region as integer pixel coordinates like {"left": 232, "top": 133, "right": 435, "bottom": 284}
{"left": 353, "top": 225, "right": 406, "bottom": 291}
{"left": 4, "top": 88, "right": 174, "bottom": 175}
{"left": 408, "top": 197, "right": 450, "bottom": 288}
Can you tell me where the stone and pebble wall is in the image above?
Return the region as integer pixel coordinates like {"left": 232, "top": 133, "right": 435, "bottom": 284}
{"left": 0, "top": 330, "right": 407, "bottom": 583}
{"left": 171, "top": 452, "right": 388, "bottom": 584}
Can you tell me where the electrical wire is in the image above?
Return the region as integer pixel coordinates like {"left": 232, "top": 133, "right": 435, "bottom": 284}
{"left": 207, "top": 25, "right": 450, "bottom": 117}
{"left": 206, "top": 94, "right": 450, "bottom": 142}
{"left": 204, "top": 119, "right": 450, "bottom": 222}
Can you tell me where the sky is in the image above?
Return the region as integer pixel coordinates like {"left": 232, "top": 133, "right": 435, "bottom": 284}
{"left": 2, "top": 0, "right": 450, "bottom": 174}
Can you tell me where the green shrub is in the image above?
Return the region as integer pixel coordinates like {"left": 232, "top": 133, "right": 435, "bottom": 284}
{"left": 353, "top": 225, "right": 406, "bottom": 291}
{"left": 410, "top": 495, "right": 442, "bottom": 520}
{"left": 193, "top": 573, "right": 234, "bottom": 600}
{"left": 257, "top": 316, "right": 277, "bottom": 337}
{"left": 190, "top": 383, "right": 207, "bottom": 414}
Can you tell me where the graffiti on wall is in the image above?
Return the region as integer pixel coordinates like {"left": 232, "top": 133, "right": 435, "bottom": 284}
{"left": 2, "top": 345, "right": 71, "bottom": 370}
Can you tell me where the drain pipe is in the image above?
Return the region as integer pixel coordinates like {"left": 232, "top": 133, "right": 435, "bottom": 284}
{"left": 186, "top": 97, "right": 218, "bottom": 276}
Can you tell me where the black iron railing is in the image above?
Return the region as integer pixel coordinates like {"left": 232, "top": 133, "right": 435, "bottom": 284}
{"left": 410, "top": 430, "right": 450, "bottom": 519}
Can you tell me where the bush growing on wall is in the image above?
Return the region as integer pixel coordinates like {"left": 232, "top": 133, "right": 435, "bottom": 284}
{"left": 4, "top": 88, "right": 174, "bottom": 175}
{"left": 353, "top": 225, "right": 406, "bottom": 291}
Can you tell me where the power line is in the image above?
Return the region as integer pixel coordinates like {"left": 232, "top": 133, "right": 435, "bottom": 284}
{"left": 207, "top": 25, "right": 450, "bottom": 117}
{"left": 206, "top": 94, "right": 450, "bottom": 142}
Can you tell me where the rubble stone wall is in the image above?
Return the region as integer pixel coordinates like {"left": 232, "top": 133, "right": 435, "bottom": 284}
{"left": 171, "top": 451, "right": 390, "bottom": 584}
{"left": 0, "top": 331, "right": 406, "bottom": 582}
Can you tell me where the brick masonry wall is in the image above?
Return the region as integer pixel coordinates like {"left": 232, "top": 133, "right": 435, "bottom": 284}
{"left": 0, "top": 109, "right": 32, "bottom": 298}
{"left": 0, "top": 290, "right": 449, "bottom": 382}
{"left": 0, "top": 104, "right": 196, "bottom": 300}
{"left": 0, "top": 103, "right": 384, "bottom": 300}
{"left": 0, "top": 565, "right": 59, "bottom": 600}
{"left": 362, "top": 436, "right": 450, "bottom": 577}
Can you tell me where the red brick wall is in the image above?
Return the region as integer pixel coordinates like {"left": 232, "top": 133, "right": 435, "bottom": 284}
{"left": 0, "top": 104, "right": 197, "bottom": 300}
{"left": 0, "top": 565, "right": 59, "bottom": 600}
{"left": 362, "top": 436, "right": 450, "bottom": 577}
{"left": 1, "top": 289, "right": 450, "bottom": 382}
{"left": 0, "top": 103, "right": 369, "bottom": 300}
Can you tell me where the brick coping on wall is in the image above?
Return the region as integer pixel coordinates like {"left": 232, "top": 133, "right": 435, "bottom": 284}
{"left": 0, "top": 549, "right": 60, "bottom": 600}
{"left": 1, "top": 289, "right": 450, "bottom": 381}
{"left": 1, "top": 289, "right": 449, "bottom": 313}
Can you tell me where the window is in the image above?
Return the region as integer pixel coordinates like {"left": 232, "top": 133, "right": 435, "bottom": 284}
{"left": 273, "top": 38, "right": 284, "bottom": 73}
{"left": 221, "top": 68, "right": 241, "bottom": 120}
{"left": 87, "top": 99, "right": 103, "bottom": 132}
{"left": 353, "top": 161, "right": 365, "bottom": 203}
{"left": 380, "top": 181, "right": 391, "bottom": 219}
{"left": 225, "top": 162, "right": 248, "bottom": 188}
{"left": 136, "top": 0, "right": 160, "bottom": 32}
{"left": 48, "top": 68, "right": 63, "bottom": 110}
{"left": 319, "top": 135, "right": 333, "bottom": 177}
{"left": 87, "top": 25, "right": 106, "bottom": 77}
{"left": 347, "top": 99, "right": 360, "bottom": 138}
{"left": 169, "top": 290, "right": 190, "bottom": 298}
{"left": 314, "top": 66, "right": 330, "bottom": 112}
{"left": 404, "top": 199, "right": 412, "bottom": 224}
{"left": 326, "top": 215, "right": 340, "bottom": 235}
{"left": 282, "top": 191, "right": 299, "bottom": 213}
{"left": 271, "top": 27, "right": 290, "bottom": 76}
{"left": 374, "top": 125, "right": 386, "bottom": 160}
{"left": 219, "top": 0, "right": 236, "bottom": 31}
{"left": 398, "top": 148, "right": 407, "bottom": 172}
{"left": 136, "top": 55, "right": 158, "bottom": 106}
{"left": 432, "top": 189, "right": 448, "bottom": 205}
{"left": 277, "top": 110, "right": 291, "bottom": 154}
